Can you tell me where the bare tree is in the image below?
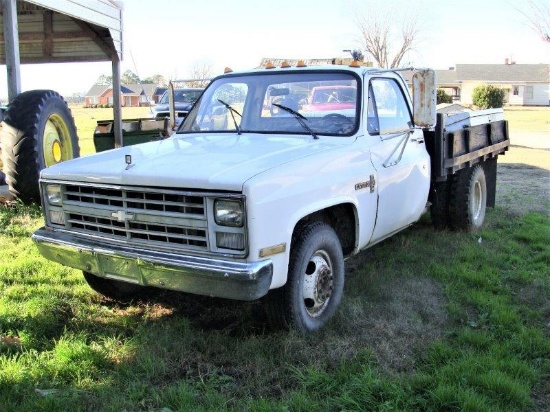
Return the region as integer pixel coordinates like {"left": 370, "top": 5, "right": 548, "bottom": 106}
{"left": 352, "top": 0, "right": 422, "bottom": 68}
{"left": 518, "top": 0, "right": 550, "bottom": 43}
{"left": 187, "top": 60, "right": 214, "bottom": 88}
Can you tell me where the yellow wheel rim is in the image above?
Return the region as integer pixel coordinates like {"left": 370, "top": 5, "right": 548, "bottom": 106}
{"left": 43, "top": 114, "right": 74, "bottom": 167}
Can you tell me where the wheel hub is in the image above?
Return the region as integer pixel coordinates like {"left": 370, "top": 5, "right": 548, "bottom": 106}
{"left": 51, "top": 140, "right": 62, "bottom": 163}
{"left": 303, "top": 252, "right": 334, "bottom": 317}
{"left": 473, "top": 180, "right": 482, "bottom": 219}
{"left": 43, "top": 114, "right": 73, "bottom": 166}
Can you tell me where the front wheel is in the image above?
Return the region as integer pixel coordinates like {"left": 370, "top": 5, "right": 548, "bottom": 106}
{"left": 449, "top": 164, "right": 487, "bottom": 231}
{"left": 264, "top": 222, "right": 345, "bottom": 332}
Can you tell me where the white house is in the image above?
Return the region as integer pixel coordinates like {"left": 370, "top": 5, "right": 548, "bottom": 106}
{"left": 435, "top": 63, "right": 550, "bottom": 106}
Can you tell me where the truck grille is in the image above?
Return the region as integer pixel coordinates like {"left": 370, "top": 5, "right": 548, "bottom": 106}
{"left": 62, "top": 184, "right": 209, "bottom": 251}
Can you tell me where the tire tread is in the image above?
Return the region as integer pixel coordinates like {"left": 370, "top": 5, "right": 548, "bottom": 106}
{"left": 264, "top": 221, "right": 344, "bottom": 332}
{"left": 449, "top": 164, "right": 486, "bottom": 230}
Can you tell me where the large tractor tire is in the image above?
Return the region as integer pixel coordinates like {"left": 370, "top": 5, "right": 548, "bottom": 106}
{"left": 0, "top": 90, "right": 79, "bottom": 204}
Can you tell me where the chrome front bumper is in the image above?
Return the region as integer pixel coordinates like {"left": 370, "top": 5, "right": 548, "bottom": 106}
{"left": 32, "top": 228, "right": 273, "bottom": 301}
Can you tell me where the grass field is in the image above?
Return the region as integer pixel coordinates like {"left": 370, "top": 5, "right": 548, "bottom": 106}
{"left": 0, "top": 106, "right": 548, "bottom": 411}
{"left": 503, "top": 106, "right": 550, "bottom": 134}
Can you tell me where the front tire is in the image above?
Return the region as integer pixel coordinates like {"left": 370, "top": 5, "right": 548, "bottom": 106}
{"left": 0, "top": 90, "right": 79, "bottom": 204}
{"left": 265, "top": 222, "right": 345, "bottom": 332}
{"left": 83, "top": 271, "right": 145, "bottom": 302}
{"left": 449, "top": 164, "right": 487, "bottom": 231}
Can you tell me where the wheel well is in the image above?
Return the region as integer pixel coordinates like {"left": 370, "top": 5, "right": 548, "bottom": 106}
{"left": 294, "top": 204, "right": 357, "bottom": 256}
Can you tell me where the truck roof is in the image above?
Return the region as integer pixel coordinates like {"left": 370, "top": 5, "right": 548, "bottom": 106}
{"left": 222, "top": 64, "right": 382, "bottom": 78}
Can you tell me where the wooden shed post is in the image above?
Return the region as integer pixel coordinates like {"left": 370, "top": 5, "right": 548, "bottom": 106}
{"left": 2, "top": 0, "right": 21, "bottom": 101}
{"left": 112, "top": 56, "right": 123, "bottom": 148}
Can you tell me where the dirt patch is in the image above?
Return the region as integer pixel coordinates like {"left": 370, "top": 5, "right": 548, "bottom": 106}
{"left": 497, "top": 164, "right": 550, "bottom": 216}
{"left": 337, "top": 273, "right": 448, "bottom": 374}
{"left": 497, "top": 146, "right": 550, "bottom": 217}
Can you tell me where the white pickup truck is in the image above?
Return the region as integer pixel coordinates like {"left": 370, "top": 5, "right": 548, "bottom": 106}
{"left": 32, "top": 63, "right": 509, "bottom": 332}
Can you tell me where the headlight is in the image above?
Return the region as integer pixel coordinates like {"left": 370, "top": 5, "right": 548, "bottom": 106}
{"left": 46, "top": 184, "right": 62, "bottom": 205}
{"left": 214, "top": 199, "right": 244, "bottom": 227}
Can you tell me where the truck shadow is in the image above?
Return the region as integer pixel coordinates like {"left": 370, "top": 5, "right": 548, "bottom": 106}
{"left": 99, "top": 288, "right": 271, "bottom": 337}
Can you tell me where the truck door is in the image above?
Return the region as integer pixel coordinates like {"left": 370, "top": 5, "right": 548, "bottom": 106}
{"left": 366, "top": 77, "right": 431, "bottom": 244}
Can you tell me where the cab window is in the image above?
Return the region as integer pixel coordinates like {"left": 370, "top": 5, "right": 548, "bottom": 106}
{"left": 369, "top": 78, "right": 412, "bottom": 135}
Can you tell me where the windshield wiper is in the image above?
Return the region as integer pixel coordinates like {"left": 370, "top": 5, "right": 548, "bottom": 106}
{"left": 217, "top": 99, "right": 242, "bottom": 135}
{"left": 272, "top": 103, "right": 318, "bottom": 139}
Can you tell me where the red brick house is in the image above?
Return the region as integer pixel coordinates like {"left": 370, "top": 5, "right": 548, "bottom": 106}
{"left": 84, "top": 83, "right": 166, "bottom": 107}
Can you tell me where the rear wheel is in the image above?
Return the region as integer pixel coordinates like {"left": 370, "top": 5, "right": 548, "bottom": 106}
{"left": 83, "top": 271, "right": 145, "bottom": 302}
{"left": 264, "top": 222, "right": 345, "bottom": 332}
{"left": 449, "top": 164, "right": 487, "bottom": 231}
{"left": 0, "top": 90, "right": 79, "bottom": 204}
{"left": 430, "top": 180, "right": 451, "bottom": 229}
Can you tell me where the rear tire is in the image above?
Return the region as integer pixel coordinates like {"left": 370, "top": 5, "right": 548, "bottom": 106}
{"left": 430, "top": 180, "right": 451, "bottom": 229}
{"left": 83, "top": 271, "right": 145, "bottom": 302}
{"left": 449, "top": 164, "right": 487, "bottom": 231}
{"left": 0, "top": 90, "right": 79, "bottom": 204}
{"left": 264, "top": 222, "right": 345, "bottom": 332}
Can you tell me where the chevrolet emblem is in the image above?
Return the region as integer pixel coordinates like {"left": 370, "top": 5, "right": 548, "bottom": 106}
{"left": 110, "top": 210, "right": 135, "bottom": 222}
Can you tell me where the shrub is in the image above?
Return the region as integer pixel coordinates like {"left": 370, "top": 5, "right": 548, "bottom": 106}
{"left": 437, "top": 89, "right": 453, "bottom": 104}
{"left": 472, "top": 84, "right": 505, "bottom": 109}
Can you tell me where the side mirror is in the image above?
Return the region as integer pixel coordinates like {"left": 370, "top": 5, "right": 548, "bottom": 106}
{"left": 412, "top": 69, "right": 436, "bottom": 128}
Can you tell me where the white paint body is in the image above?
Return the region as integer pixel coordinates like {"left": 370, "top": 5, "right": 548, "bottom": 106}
{"left": 41, "top": 67, "right": 432, "bottom": 291}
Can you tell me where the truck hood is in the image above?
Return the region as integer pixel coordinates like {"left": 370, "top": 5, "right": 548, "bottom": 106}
{"left": 41, "top": 133, "right": 350, "bottom": 191}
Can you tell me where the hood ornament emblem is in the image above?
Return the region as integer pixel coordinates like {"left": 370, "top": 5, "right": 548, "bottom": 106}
{"left": 111, "top": 210, "right": 135, "bottom": 222}
{"left": 125, "top": 154, "right": 134, "bottom": 170}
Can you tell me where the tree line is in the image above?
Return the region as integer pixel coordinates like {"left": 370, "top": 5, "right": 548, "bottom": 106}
{"left": 95, "top": 61, "right": 214, "bottom": 87}
{"left": 95, "top": 71, "right": 166, "bottom": 86}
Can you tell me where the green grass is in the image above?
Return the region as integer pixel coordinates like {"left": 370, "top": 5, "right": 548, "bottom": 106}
{"left": 504, "top": 106, "right": 550, "bottom": 134}
{"left": 1, "top": 201, "right": 548, "bottom": 411}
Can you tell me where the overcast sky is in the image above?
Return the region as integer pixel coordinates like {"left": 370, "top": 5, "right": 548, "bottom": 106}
{"left": 2, "top": 0, "right": 549, "bottom": 97}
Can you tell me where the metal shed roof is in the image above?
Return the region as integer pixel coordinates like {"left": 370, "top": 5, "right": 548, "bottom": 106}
{"left": 1, "top": 0, "right": 125, "bottom": 147}
{"left": 0, "top": 0, "right": 123, "bottom": 63}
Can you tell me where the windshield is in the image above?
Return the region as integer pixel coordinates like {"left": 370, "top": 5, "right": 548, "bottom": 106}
{"left": 159, "top": 89, "right": 203, "bottom": 104}
{"left": 179, "top": 71, "right": 360, "bottom": 136}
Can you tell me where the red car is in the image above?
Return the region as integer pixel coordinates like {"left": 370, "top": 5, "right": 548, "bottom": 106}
{"left": 302, "top": 85, "right": 357, "bottom": 112}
